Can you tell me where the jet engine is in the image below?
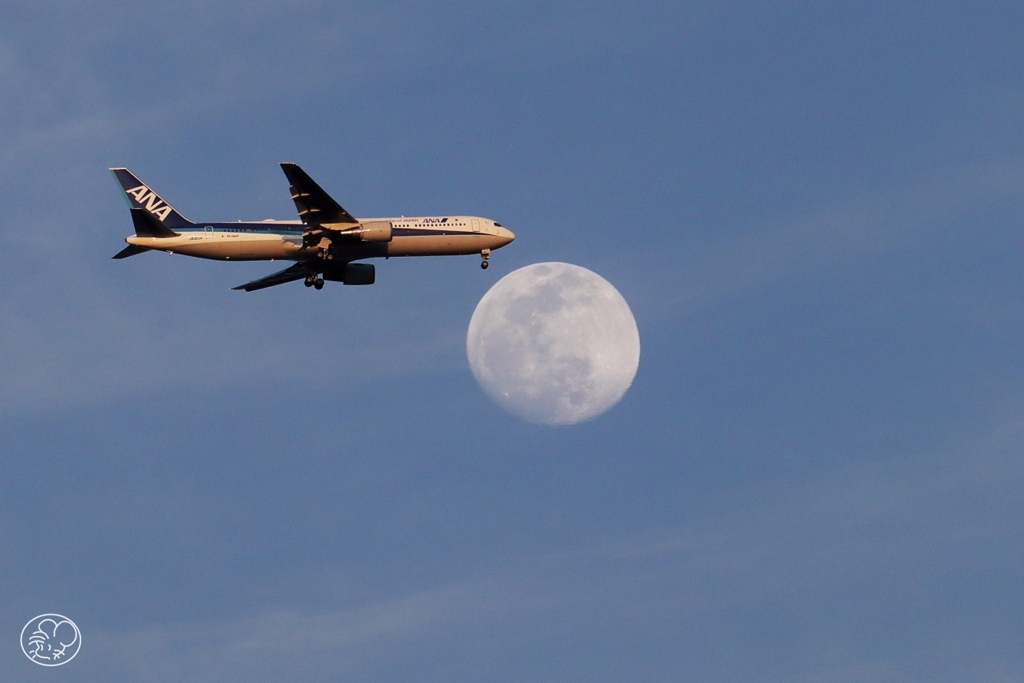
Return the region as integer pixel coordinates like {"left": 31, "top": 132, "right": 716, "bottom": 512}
{"left": 324, "top": 263, "right": 375, "bottom": 285}
{"left": 343, "top": 263, "right": 375, "bottom": 285}
{"left": 324, "top": 220, "right": 393, "bottom": 242}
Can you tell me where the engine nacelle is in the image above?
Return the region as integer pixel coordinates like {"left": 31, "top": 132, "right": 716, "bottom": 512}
{"left": 324, "top": 263, "right": 375, "bottom": 285}
{"left": 324, "top": 221, "right": 393, "bottom": 242}
{"left": 355, "top": 220, "right": 393, "bottom": 242}
{"left": 343, "top": 263, "right": 375, "bottom": 285}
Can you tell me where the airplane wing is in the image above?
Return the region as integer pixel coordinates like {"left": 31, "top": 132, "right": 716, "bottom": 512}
{"left": 231, "top": 262, "right": 312, "bottom": 292}
{"left": 280, "top": 163, "right": 358, "bottom": 228}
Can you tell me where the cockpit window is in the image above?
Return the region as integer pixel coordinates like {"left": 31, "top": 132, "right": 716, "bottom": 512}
{"left": 494, "top": 222, "right": 503, "bottom": 227}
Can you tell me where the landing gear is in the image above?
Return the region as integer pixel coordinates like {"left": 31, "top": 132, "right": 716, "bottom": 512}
{"left": 304, "top": 275, "right": 315, "bottom": 287}
{"left": 480, "top": 248, "right": 490, "bottom": 270}
{"left": 304, "top": 274, "right": 325, "bottom": 290}
{"left": 314, "top": 278, "right": 324, "bottom": 290}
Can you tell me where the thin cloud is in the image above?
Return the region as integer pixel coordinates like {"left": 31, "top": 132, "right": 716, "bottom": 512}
{"left": 637, "top": 155, "right": 1024, "bottom": 322}
{"left": 80, "top": 412, "right": 1024, "bottom": 681}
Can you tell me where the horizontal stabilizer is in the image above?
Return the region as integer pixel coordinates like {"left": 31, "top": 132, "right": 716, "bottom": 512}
{"left": 131, "top": 208, "right": 178, "bottom": 238}
{"left": 112, "top": 244, "right": 152, "bottom": 259}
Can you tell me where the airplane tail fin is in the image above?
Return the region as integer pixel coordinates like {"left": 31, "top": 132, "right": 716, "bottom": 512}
{"left": 109, "top": 208, "right": 179, "bottom": 258}
{"left": 109, "top": 167, "right": 194, "bottom": 230}
{"left": 129, "top": 207, "right": 178, "bottom": 237}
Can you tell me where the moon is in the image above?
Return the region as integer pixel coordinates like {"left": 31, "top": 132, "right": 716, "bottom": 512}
{"left": 466, "top": 262, "right": 640, "bottom": 425}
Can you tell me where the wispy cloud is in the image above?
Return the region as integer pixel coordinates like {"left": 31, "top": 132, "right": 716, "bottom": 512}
{"left": 79, "top": 411, "right": 1024, "bottom": 681}
{"left": 0, "top": 154, "right": 1019, "bottom": 415}
{"left": 632, "top": 155, "right": 1024, "bottom": 323}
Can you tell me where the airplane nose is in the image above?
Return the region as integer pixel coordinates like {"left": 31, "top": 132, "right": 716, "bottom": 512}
{"left": 498, "top": 226, "right": 515, "bottom": 246}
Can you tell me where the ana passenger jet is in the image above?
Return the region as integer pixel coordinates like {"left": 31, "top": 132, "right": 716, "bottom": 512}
{"left": 111, "top": 163, "right": 515, "bottom": 291}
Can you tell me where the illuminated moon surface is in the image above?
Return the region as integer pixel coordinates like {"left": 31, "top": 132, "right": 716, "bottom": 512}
{"left": 467, "top": 262, "right": 640, "bottom": 425}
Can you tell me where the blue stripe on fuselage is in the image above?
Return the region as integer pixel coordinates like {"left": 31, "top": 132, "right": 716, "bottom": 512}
{"left": 392, "top": 227, "right": 476, "bottom": 237}
{"left": 175, "top": 222, "right": 305, "bottom": 235}
{"left": 172, "top": 223, "right": 476, "bottom": 238}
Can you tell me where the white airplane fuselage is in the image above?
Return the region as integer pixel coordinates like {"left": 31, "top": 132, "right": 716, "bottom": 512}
{"left": 126, "top": 216, "right": 513, "bottom": 262}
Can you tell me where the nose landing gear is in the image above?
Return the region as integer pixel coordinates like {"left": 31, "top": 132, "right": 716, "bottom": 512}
{"left": 480, "top": 248, "right": 490, "bottom": 270}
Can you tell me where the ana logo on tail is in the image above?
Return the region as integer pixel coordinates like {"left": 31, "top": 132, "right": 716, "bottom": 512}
{"left": 124, "top": 185, "right": 172, "bottom": 222}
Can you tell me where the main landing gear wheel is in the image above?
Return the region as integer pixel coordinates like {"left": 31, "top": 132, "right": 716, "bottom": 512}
{"left": 313, "top": 277, "right": 324, "bottom": 290}
{"left": 304, "top": 276, "right": 315, "bottom": 287}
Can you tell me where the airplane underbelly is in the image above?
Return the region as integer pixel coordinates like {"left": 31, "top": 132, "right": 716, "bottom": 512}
{"left": 175, "top": 236, "right": 298, "bottom": 260}
{"left": 236, "top": 237, "right": 300, "bottom": 260}
{"left": 388, "top": 234, "right": 494, "bottom": 257}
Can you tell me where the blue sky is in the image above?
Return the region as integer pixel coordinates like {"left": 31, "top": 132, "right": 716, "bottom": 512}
{"left": 2, "top": 1, "right": 1024, "bottom": 681}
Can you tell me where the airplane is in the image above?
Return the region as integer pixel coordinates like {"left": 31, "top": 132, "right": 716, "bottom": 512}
{"left": 110, "top": 163, "right": 515, "bottom": 291}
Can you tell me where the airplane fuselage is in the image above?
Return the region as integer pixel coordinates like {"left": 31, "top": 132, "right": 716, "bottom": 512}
{"left": 126, "top": 215, "right": 512, "bottom": 262}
